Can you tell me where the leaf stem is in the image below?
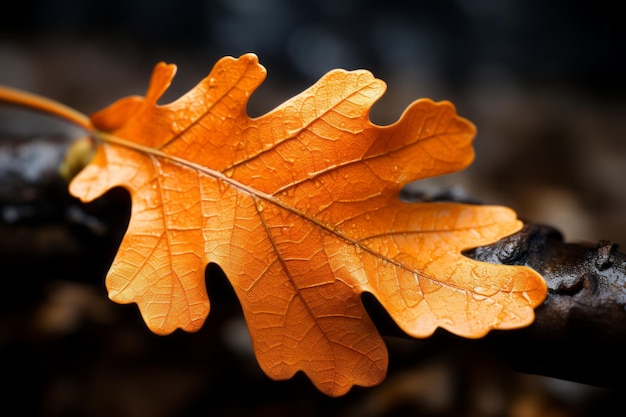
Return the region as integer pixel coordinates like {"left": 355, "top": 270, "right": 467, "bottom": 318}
{"left": 0, "top": 85, "right": 93, "bottom": 131}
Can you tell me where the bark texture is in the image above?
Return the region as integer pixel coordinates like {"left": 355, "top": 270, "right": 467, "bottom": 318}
{"left": 3, "top": 133, "right": 626, "bottom": 390}
{"left": 461, "top": 224, "right": 626, "bottom": 389}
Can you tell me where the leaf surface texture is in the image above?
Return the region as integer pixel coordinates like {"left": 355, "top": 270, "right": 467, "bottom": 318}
{"left": 70, "top": 54, "right": 546, "bottom": 396}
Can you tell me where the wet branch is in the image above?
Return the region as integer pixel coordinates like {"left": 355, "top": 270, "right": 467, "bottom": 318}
{"left": 2, "top": 133, "right": 626, "bottom": 390}
{"left": 371, "top": 222, "right": 626, "bottom": 389}
{"left": 471, "top": 223, "right": 626, "bottom": 389}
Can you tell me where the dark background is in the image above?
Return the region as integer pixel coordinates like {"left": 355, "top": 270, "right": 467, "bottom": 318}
{"left": 0, "top": 1, "right": 624, "bottom": 416}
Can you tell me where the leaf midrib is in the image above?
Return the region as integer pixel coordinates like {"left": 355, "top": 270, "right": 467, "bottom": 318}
{"left": 96, "top": 130, "right": 485, "bottom": 299}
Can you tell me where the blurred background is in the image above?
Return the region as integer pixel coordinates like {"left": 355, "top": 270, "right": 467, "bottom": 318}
{"left": 0, "top": 1, "right": 624, "bottom": 416}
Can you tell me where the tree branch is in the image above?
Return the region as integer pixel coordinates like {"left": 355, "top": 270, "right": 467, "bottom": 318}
{"left": 409, "top": 222, "right": 626, "bottom": 389}
{"left": 2, "top": 132, "right": 625, "bottom": 389}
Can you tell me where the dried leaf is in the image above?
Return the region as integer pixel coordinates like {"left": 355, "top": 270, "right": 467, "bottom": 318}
{"left": 69, "top": 54, "right": 546, "bottom": 396}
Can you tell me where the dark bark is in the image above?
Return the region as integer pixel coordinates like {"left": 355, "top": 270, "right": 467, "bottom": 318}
{"left": 373, "top": 223, "right": 626, "bottom": 390}
{"left": 2, "top": 133, "right": 626, "bottom": 391}
{"left": 468, "top": 224, "right": 626, "bottom": 389}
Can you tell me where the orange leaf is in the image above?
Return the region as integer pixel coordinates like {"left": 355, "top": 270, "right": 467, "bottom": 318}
{"left": 69, "top": 53, "right": 546, "bottom": 396}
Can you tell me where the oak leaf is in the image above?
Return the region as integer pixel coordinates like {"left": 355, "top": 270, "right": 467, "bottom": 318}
{"left": 68, "top": 53, "right": 546, "bottom": 396}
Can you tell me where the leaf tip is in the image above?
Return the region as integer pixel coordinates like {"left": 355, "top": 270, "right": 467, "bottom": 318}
{"left": 238, "top": 52, "right": 260, "bottom": 64}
